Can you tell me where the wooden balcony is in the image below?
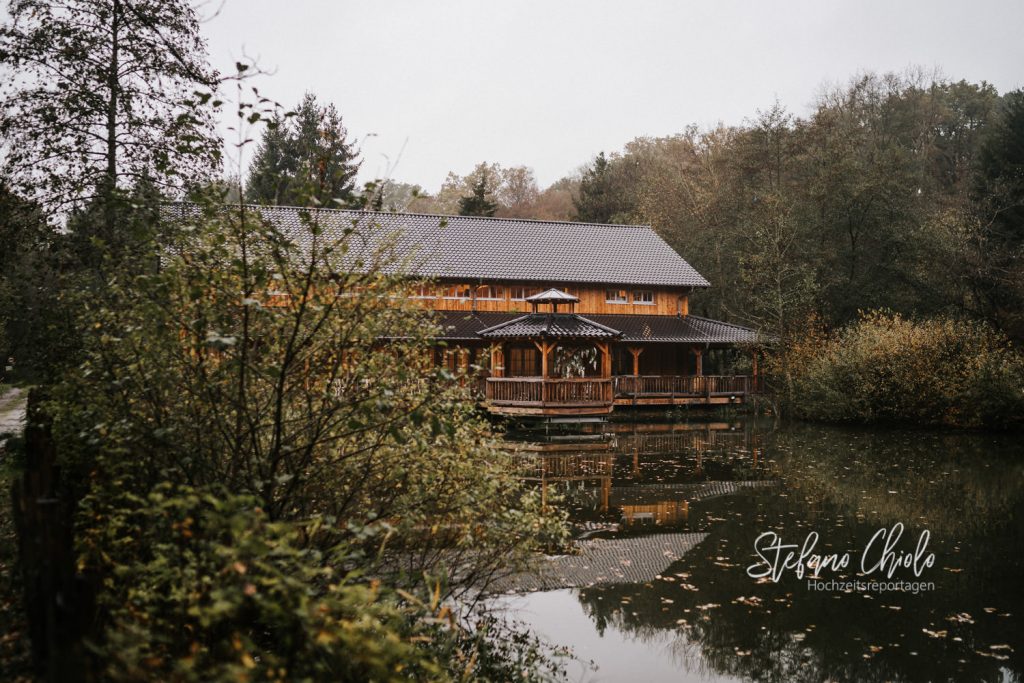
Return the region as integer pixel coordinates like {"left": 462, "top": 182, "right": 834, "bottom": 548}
{"left": 613, "top": 374, "right": 759, "bottom": 406}
{"left": 484, "top": 374, "right": 761, "bottom": 416}
{"left": 485, "top": 377, "right": 614, "bottom": 416}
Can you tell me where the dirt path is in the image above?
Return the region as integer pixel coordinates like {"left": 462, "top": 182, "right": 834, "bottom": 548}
{"left": 0, "top": 386, "right": 28, "bottom": 441}
{"left": 0, "top": 385, "right": 31, "bottom": 678}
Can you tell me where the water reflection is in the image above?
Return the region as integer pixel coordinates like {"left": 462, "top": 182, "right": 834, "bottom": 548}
{"left": 498, "top": 417, "right": 1024, "bottom": 683}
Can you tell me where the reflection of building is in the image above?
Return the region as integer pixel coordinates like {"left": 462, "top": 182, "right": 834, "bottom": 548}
{"left": 509, "top": 421, "right": 774, "bottom": 519}
{"left": 510, "top": 442, "right": 615, "bottom": 509}
{"left": 608, "top": 481, "right": 774, "bottom": 526}
{"left": 489, "top": 533, "right": 710, "bottom": 593}
{"left": 620, "top": 500, "right": 690, "bottom": 526}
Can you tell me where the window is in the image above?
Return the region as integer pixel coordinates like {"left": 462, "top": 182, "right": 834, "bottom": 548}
{"left": 633, "top": 290, "right": 654, "bottom": 305}
{"left": 475, "top": 284, "right": 506, "bottom": 300}
{"left": 511, "top": 286, "right": 541, "bottom": 301}
{"left": 606, "top": 288, "right": 628, "bottom": 304}
{"left": 508, "top": 347, "right": 540, "bottom": 376}
{"left": 442, "top": 284, "right": 472, "bottom": 300}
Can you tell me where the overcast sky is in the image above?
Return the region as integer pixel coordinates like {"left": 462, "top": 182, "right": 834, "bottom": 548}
{"left": 201, "top": 0, "right": 1024, "bottom": 192}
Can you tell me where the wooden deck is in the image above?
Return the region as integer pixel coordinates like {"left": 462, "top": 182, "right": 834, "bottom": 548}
{"left": 485, "top": 377, "right": 614, "bottom": 415}
{"left": 484, "top": 374, "right": 758, "bottom": 416}
{"left": 613, "top": 375, "right": 758, "bottom": 406}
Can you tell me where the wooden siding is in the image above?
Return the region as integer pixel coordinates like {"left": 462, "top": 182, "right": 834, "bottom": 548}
{"left": 411, "top": 281, "right": 689, "bottom": 317}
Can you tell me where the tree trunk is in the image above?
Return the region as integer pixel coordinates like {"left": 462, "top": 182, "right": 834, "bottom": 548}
{"left": 104, "top": 0, "right": 120, "bottom": 236}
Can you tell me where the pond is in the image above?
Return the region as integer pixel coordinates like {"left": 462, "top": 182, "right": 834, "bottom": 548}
{"left": 492, "top": 416, "right": 1024, "bottom": 682}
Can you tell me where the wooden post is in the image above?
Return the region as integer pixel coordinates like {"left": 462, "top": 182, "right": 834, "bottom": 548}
{"left": 489, "top": 343, "right": 505, "bottom": 378}
{"left": 752, "top": 349, "right": 759, "bottom": 390}
{"left": 628, "top": 346, "right": 644, "bottom": 376}
{"left": 595, "top": 342, "right": 611, "bottom": 378}
{"left": 693, "top": 348, "right": 703, "bottom": 376}
{"left": 533, "top": 340, "right": 551, "bottom": 378}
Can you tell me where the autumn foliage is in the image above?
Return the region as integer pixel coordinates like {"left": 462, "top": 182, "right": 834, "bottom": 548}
{"left": 783, "top": 312, "right": 1024, "bottom": 429}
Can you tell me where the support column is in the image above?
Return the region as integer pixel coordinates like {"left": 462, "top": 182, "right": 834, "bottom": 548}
{"left": 533, "top": 340, "right": 552, "bottom": 378}
{"left": 596, "top": 342, "right": 611, "bottom": 378}
{"left": 628, "top": 346, "right": 644, "bottom": 376}
{"left": 489, "top": 343, "right": 504, "bottom": 377}
{"left": 692, "top": 348, "right": 703, "bottom": 376}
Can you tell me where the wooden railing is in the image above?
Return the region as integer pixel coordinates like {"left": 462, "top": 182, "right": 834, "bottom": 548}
{"left": 485, "top": 377, "right": 613, "bottom": 406}
{"left": 487, "top": 377, "right": 543, "bottom": 404}
{"left": 486, "top": 375, "right": 759, "bottom": 408}
{"left": 613, "top": 375, "right": 758, "bottom": 397}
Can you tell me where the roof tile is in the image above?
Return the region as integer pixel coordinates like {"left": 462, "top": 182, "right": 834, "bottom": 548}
{"left": 183, "top": 204, "right": 711, "bottom": 288}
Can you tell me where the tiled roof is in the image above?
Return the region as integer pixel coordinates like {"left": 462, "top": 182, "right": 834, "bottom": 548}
{"left": 588, "top": 314, "right": 759, "bottom": 344}
{"left": 434, "top": 311, "right": 758, "bottom": 345}
{"left": 166, "top": 203, "right": 710, "bottom": 288}
{"left": 478, "top": 313, "right": 621, "bottom": 339}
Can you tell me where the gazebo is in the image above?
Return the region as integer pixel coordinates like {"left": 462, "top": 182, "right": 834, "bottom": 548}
{"left": 478, "top": 289, "right": 622, "bottom": 415}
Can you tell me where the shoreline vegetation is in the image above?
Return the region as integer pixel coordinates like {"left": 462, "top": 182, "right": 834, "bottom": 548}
{"left": 774, "top": 312, "right": 1024, "bottom": 431}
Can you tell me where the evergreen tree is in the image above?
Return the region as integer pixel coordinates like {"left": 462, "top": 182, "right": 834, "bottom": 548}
{"left": 574, "top": 152, "right": 629, "bottom": 223}
{"left": 457, "top": 171, "right": 498, "bottom": 216}
{"left": 0, "top": 0, "right": 219, "bottom": 231}
{"left": 245, "top": 93, "right": 361, "bottom": 207}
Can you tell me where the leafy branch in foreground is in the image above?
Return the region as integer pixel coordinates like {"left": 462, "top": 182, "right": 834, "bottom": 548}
{"left": 48, "top": 199, "right": 568, "bottom": 680}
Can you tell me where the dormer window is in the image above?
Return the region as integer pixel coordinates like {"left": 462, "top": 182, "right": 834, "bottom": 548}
{"left": 606, "top": 288, "right": 628, "bottom": 304}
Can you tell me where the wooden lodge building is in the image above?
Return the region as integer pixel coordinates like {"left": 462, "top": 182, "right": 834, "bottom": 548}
{"left": 244, "top": 206, "right": 762, "bottom": 418}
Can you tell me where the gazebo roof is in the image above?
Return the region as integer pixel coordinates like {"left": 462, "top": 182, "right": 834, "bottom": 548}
{"left": 524, "top": 288, "right": 580, "bottom": 304}
{"left": 435, "top": 311, "right": 759, "bottom": 345}
{"left": 478, "top": 313, "right": 621, "bottom": 340}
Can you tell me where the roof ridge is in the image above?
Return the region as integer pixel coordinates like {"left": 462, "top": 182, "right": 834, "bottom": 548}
{"left": 233, "top": 201, "right": 655, "bottom": 231}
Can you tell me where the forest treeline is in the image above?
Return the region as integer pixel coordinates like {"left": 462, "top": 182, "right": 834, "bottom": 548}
{"left": 382, "top": 73, "right": 1023, "bottom": 349}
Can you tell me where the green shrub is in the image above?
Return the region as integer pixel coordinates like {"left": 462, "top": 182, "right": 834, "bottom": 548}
{"left": 46, "top": 201, "right": 569, "bottom": 680}
{"left": 782, "top": 311, "right": 1024, "bottom": 429}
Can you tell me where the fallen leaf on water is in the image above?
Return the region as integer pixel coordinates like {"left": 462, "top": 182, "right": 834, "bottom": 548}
{"left": 976, "top": 650, "right": 1009, "bottom": 661}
